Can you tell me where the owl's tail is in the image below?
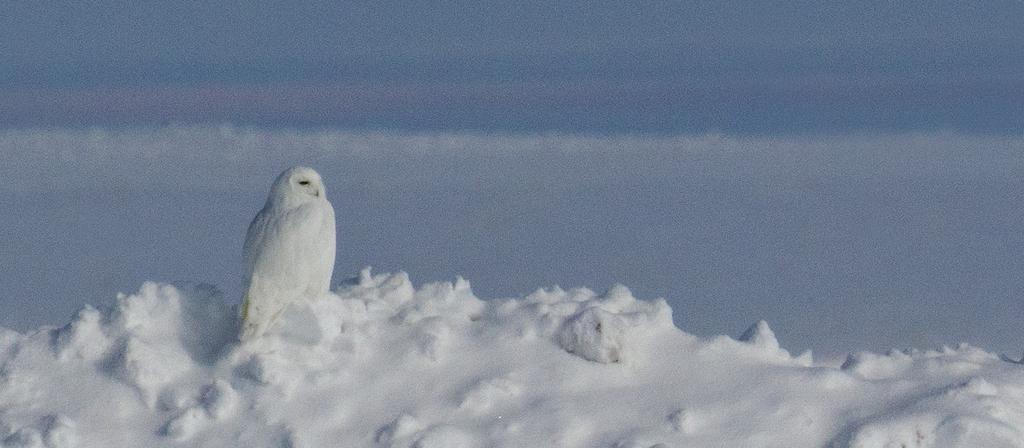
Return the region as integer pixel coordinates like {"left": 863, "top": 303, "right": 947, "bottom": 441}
{"left": 238, "top": 294, "right": 262, "bottom": 341}
{"left": 238, "top": 293, "right": 289, "bottom": 341}
{"left": 240, "top": 296, "right": 251, "bottom": 322}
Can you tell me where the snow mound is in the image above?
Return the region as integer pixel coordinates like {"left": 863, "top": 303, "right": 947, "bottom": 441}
{"left": 833, "top": 346, "right": 1024, "bottom": 447}
{"left": 2, "top": 269, "right": 1024, "bottom": 447}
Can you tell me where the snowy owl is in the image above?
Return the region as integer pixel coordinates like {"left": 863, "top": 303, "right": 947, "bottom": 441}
{"left": 239, "top": 166, "right": 336, "bottom": 341}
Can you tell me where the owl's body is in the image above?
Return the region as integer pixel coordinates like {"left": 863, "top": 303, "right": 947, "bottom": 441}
{"left": 239, "top": 167, "right": 336, "bottom": 341}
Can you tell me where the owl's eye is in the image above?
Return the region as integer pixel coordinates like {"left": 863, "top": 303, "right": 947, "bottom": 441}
{"left": 298, "top": 180, "right": 310, "bottom": 186}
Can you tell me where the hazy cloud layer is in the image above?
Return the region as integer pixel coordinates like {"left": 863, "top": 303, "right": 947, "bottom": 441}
{"left": 2, "top": 127, "right": 1022, "bottom": 191}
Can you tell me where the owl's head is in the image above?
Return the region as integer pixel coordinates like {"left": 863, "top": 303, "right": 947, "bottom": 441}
{"left": 268, "top": 166, "right": 327, "bottom": 208}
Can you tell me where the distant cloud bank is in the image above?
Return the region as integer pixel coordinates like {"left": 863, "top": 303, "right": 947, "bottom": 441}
{"left": 2, "top": 126, "right": 1022, "bottom": 193}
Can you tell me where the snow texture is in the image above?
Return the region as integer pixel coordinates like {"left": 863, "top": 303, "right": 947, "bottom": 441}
{"left": 2, "top": 269, "right": 1024, "bottom": 447}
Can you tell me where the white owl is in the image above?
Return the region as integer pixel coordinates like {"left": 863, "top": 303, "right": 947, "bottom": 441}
{"left": 239, "top": 166, "right": 336, "bottom": 341}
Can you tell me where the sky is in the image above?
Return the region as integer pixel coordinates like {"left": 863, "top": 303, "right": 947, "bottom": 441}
{"left": 1, "top": 3, "right": 1023, "bottom": 358}
{"left": 2, "top": 1, "right": 1023, "bottom": 133}
{"left": 1, "top": 129, "right": 1023, "bottom": 358}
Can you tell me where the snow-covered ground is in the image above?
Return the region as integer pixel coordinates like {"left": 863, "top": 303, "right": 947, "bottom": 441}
{"left": 3, "top": 268, "right": 1024, "bottom": 447}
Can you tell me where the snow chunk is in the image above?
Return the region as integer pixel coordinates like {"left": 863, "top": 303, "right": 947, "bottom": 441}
{"left": 0, "top": 327, "right": 19, "bottom": 357}
{"left": 160, "top": 379, "right": 238, "bottom": 441}
{"left": 667, "top": 408, "right": 704, "bottom": 435}
{"left": 200, "top": 379, "right": 238, "bottom": 420}
{"left": 337, "top": 268, "right": 416, "bottom": 315}
{"left": 376, "top": 414, "right": 425, "bottom": 447}
{"left": 558, "top": 306, "right": 629, "bottom": 363}
{"left": 699, "top": 320, "right": 810, "bottom": 366}
{"left": 556, "top": 285, "right": 673, "bottom": 363}
{"left": 161, "top": 407, "right": 206, "bottom": 441}
{"left": 108, "top": 335, "right": 193, "bottom": 407}
{"left": 52, "top": 306, "right": 110, "bottom": 362}
{"left": 1, "top": 427, "right": 43, "bottom": 448}
{"left": 739, "top": 320, "right": 780, "bottom": 352}
{"left": 840, "top": 349, "right": 915, "bottom": 380}
{"left": 398, "top": 277, "right": 485, "bottom": 324}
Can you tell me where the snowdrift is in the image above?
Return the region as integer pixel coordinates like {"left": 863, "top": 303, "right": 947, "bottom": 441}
{"left": 2, "top": 269, "right": 1024, "bottom": 447}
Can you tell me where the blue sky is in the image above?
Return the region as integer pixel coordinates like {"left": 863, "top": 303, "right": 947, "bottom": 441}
{"left": 3, "top": 1, "right": 1022, "bottom": 133}
{"left": 2, "top": 3, "right": 1024, "bottom": 357}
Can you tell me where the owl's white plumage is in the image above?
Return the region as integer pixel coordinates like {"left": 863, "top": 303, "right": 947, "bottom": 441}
{"left": 239, "top": 166, "right": 336, "bottom": 341}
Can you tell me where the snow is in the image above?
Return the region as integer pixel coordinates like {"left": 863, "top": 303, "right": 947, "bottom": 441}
{"left": 2, "top": 268, "right": 1023, "bottom": 447}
